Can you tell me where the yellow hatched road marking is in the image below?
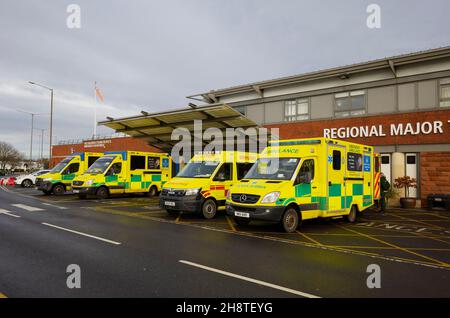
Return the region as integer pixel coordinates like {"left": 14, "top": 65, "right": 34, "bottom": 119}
{"left": 388, "top": 213, "right": 445, "bottom": 230}
{"left": 226, "top": 216, "right": 237, "bottom": 232}
{"left": 329, "top": 246, "right": 450, "bottom": 251}
{"left": 336, "top": 224, "right": 450, "bottom": 267}
{"left": 175, "top": 213, "right": 182, "bottom": 223}
{"left": 296, "top": 231, "right": 323, "bottom": 245}
{"left": 0, "top": 293, "right": 7, "bottom": 298}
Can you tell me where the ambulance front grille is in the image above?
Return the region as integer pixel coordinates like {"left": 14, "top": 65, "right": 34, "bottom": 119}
{"left": 231, "top": 194, "right": 260, "bottom": 204}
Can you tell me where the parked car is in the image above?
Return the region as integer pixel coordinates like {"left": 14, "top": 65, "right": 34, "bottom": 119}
{"left": 15, "top": 170, "right": 51, "bottom": 188}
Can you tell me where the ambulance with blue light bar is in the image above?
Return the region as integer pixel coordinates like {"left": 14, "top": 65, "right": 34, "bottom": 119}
{"left": 226, "top": 138, "right": 378, "bottom": 232}
{"left": 71, "top": 151, "right": 171, "bottom": 199}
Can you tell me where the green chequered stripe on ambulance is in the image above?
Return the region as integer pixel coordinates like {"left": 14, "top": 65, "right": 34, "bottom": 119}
{"left": 276, "top": 182, "right": 372, "bottom": 209}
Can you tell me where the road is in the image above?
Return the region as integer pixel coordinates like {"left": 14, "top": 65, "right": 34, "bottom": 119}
{"left": 0, "top": 186, "right": 449, "bottom": 298}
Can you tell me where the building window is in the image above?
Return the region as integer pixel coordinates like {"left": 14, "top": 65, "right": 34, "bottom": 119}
{"left": 284, "top": 99, "right": 309, "bottom": 121}
{"left": 440, "top": 78, "right": 450, "bottom": 107}
{"left": 334, "top": 90, "right": 366, "bottom": 117}
{"left": 234, "top": 106, "right": 246, "bottom": 115}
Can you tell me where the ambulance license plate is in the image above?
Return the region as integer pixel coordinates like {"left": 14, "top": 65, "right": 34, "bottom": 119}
{"left": 165, "top": 201, "right": 176, "bottom": 207}
{"left": 234, "top": 211, "right": 250, "bottom": 218}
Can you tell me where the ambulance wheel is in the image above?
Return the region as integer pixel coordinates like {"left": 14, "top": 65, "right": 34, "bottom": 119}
{"left": 148, "top": 186, "right": 157, "bottom": 197}
{"left": 234, "top": 218, "right": 250, "bottom": 226}
{"left": 202, "top": 199, "right": 217, "bottom": 219}
{"left": 52, "top": 184, "right": 65, "bottom": 196}
{"left": 166, "top": 209, "right": 179, "bottom": 216}
{"left": 280, "top": 207, "right": 300, "bottom": 233}
{"left": 346, "top": 205, "right": 358, "bottom": 223}
{"left": 96, "top": 186, "right": 109, "bottom": 200}
{"left": 22, "top": 179, "right": 33, "bottom": 188}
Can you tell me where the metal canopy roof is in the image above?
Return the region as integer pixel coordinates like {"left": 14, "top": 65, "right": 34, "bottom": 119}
{"left": 98, "top": 103, "right": 272, "bottom": 152}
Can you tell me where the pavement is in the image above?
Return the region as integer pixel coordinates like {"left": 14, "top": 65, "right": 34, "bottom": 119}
{"left": 0, "top": 184, "right": 449, "bottom": 298}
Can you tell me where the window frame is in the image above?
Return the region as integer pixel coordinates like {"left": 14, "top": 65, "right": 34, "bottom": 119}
{"left": 284, "top": 98, "right": 310, "bottom": 122}
{"left": 332, "top": 150, "right": 341, "bottom": 171}
{"left": 347, "top": 152, "right": 363, "bottom": 172}
{"left": 334, "top": 90, "right": 366, "bottom": 117}
{"left": 130, "top": 155, "right": 146, "bottom": 171}
{"left": 295, "top": 158, "right": 315, "bottom": 185}
{"left": 439, "top": 79, "right": 450, "bottom": 108}
{"left": 213, "top": 163, "right": 233, "bottom": 181}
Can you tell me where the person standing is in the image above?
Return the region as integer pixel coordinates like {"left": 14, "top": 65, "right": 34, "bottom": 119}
{"left": 380, "top": 172, "right": 390, "bottom": 212}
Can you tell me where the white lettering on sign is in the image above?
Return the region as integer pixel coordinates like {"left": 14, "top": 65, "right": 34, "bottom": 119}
{"left": 323, "top": 121, "right": 447, "bottom": 138}
{"left": 84, "top": 140, "right": 112, "bottom": 148}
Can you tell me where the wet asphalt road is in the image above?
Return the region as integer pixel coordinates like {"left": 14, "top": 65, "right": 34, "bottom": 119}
{"left": 0, "top": 185, "right": 449, "bottom": 298}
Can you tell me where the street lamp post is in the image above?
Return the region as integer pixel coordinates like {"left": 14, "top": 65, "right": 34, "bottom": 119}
{"left": 29, "top": 81, "right": 54, "bottom": 163}
{"left": 17, "top": 110, "right": 46, "bottom": 163}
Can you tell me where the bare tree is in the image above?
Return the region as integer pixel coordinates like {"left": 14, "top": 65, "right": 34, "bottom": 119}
{"left": 0, "top": 141, "right": 23, "bottom": 171}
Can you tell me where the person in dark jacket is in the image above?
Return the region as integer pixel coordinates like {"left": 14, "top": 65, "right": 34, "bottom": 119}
{"left": 380, "top": 173, "right": 390, "bottom": 212}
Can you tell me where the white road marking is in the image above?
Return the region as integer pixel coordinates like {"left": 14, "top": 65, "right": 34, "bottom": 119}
{"left": 0, "top": 208, "right": 21, "bottom": 218}
{"left": 41, "top": 203, "right": 68, "bottom": 210}
{"left": 179, "top": 260, "right": 321, "bottom": 298}
{"left": 11, "top": 204, "right": 43, "bottom": 212}
{"left": 41, "top": 222, "right": 121, "bottom": 245}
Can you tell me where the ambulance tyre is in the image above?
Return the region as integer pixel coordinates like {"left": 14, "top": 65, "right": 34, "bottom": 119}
{"left": 202, "top": 199, "right": 217, "bottom": 219}
{"left": 346, "top": 205, "right": 358, "bottom": 223}
{"left": 52, "top": 184, "right": 65, "bottom": 196}
{"left": 280, "top": 207, "right": 300, "bottom": 233}
{"left": 96, "top": 186, "right": 109, "bottom": 200}
{"left": 148, "top": 186, "right": 157, "bottom": 197}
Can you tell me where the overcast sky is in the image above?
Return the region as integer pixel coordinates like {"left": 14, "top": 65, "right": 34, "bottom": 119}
{"left": 1, "top": 0, "right": 449, "bottom": 158}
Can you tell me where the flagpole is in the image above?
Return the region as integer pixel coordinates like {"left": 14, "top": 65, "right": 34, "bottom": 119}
{"left": 94, "top": 81, "right": 97, "bottom": 138}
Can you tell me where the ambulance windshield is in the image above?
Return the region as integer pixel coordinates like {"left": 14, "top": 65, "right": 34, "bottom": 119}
{"left": 86, "top": 156, "right": 115, "bottom": 174}
{"left": 245, "top": 157, "right": 300, "bottom": 180}
{"left": 50, "top": 157, "right": 73, "bottom": 173}
{"left": 177, "top": 161, "right": 220, "bottom": 178}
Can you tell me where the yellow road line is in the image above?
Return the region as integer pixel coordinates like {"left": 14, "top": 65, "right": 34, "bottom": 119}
{"left": 0, "top": 293, "right": 7, "bottom": 298}
{"left": 296, "top": 231, "right": 323, "bottom": 245}
{"left": 225, "top": 216, "right": 237, "bottom": 232}
{"left": 175, "top": 213, "right": 182, "bottom": 223}
{"left": 336, "top": 224, "right": 450, "bottom": 267}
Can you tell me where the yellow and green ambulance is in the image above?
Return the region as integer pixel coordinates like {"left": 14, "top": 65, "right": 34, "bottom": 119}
{"left": 71, "top": 151, "right": 171, "bottom": 199}
{"left": 36, "top": 152, "right": 103, "bottom": 195}
{"left": 159, "top": 151, "right": 257, "bottom": 219}
{"left": 226, "top": 138, "right": 377, "bottom": 232}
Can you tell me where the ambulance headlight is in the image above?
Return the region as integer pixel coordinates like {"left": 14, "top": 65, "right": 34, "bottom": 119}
{"left": 261, "top": 191, "right": 280, "bottom": 204}
{"left": 185, "top": 188, "right": 200, "bottom": 196}
{"left": 43, "top": 178, "right": 52, "bottom": 182}
{"left": 85, "top": 180, "right": 94, "bottom": 186}
{"left": 226, "top": 190, "right": 231, "bottom": 200}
